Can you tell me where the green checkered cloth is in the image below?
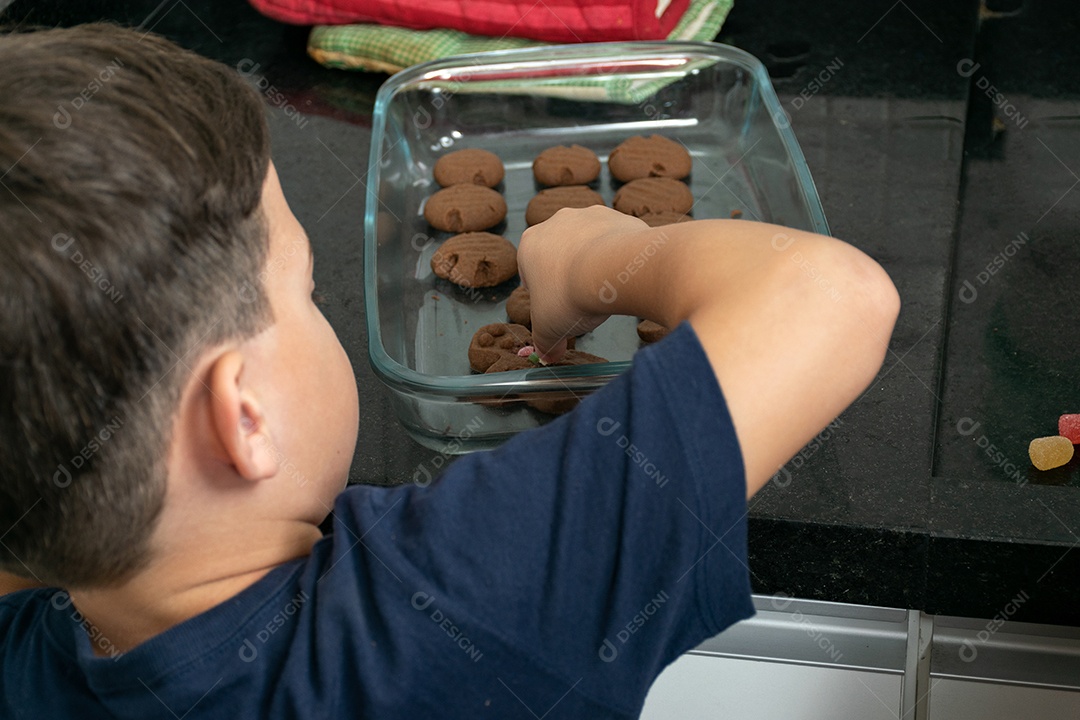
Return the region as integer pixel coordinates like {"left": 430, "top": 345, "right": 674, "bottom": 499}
{"left": 308, "top": 0, "right": 734, "bottom": 78}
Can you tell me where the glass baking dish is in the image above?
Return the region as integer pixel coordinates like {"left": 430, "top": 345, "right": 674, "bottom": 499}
{"left": 365, "top": 41, "right": 828, "bottom": 452}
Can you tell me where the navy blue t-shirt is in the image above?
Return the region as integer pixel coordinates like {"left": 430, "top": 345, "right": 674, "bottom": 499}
{"left": 0, "top": 323, "right": 753, "bottom": 719}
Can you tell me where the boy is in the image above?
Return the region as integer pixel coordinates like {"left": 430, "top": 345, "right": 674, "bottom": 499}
{"left": 0, "top": 23, "right": 898, "bottom": 719}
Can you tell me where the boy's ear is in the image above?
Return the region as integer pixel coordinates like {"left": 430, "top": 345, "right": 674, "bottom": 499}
{"left": 206, "top": 350, "right": 278, "bottom": 482}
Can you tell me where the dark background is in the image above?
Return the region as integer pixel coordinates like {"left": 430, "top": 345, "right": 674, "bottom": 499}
{"left": 6, "top": 0, "right": 1079, "bottom": 625}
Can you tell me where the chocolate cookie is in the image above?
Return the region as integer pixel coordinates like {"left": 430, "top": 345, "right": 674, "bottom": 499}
{"left": 506, "top": 285, "right": 531, "bottom": 327}
{"left": 639, "top": 210, "right": 692, "bottom": 227}
{"left": 470, "top": 322, "right": 578, "bottom": 373}
{"left": 433, "top": 148, "right": 504, "bottom": 188}
{"left": 637, "top": 319, "right": 671, "bottom": 343}
{"left": 527, "top": 395, "right": 580, "bottom": 416}
{"left": 532, "top": 145, "right": 601, "bottom": 186}
{"left": 613, "top": 177, "right": 693, "bottom": 217}
{"left": 468, "top": 323, "right": 533, "bottom": 373}
{"left": 550, "top": 349, "right": 605, "bottom": 368}
{"left": 484, "top": 354, "right": 538, "bottom": 374}
{"left": 525, "top": 186, "right": 605, "bottom": 226}
{"left": 492, "top": 349, "right": 609, "bottom": 414}
{"left": 608, "top": 135, "right": 692, "bottom": 182}
{"left": 424, "top": 185, "right": 507, "bottom": 232}
{"left": 485, "top": 349, "right": 607, "bottom": 414}
{"left": 484, "top": 347, "right": 600, "bottom": 374}
{"left": 430, "top": 232, "right": 517, "bottom": 288}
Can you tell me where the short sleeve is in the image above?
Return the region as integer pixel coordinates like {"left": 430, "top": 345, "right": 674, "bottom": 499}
{"left": 335, "top": 321, "right": 754, "bottom": 715}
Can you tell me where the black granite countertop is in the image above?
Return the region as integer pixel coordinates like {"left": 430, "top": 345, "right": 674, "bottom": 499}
{"left": 10, "top": 0, "right": 1079, "bottom": 626}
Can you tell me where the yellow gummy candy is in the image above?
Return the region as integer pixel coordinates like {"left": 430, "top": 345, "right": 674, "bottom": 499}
{"left": 1029, "top": 435, "right": 1074, "bottom": 471}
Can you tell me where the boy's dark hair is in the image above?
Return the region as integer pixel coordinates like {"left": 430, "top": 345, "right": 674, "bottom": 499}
{"left": 0, "top": 24, "right": 272, "bottom": 587}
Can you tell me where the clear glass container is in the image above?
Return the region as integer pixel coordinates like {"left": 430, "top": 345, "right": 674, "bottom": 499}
{"left": 365, "top": 41, "right": 829, "bottom": 452}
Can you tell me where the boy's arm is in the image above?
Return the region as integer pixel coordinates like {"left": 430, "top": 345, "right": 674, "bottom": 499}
{"left": 519, "top": 207, "right": 900, "bottom": 499}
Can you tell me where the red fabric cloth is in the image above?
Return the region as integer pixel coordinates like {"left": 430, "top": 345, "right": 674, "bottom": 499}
{"left": 248, "top": 0, "right": 691, "bottom": 43}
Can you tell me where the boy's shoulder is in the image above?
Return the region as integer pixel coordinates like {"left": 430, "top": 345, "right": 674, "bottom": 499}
{"left": 0, "top": 587, "right": 52, "bottom": 630}
{"left": 0, "top": 521, "right": 644, "bottom": 719}
{"left": 0, "top": 324, "right": 753, "bottom": 718}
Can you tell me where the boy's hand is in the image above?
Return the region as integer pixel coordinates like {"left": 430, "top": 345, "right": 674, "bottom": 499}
{"left": 518, "top": 206, "right": 647, "bottom": 363}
